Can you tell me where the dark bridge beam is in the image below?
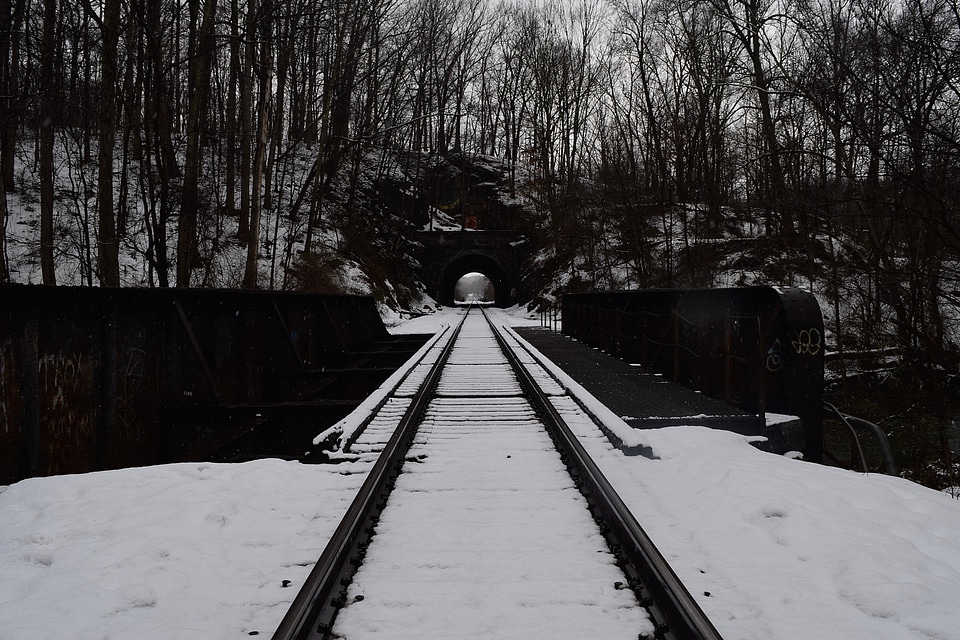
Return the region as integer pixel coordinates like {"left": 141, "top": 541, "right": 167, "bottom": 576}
{"left": 0, "top": 286, "right": 413, "bottom": 485}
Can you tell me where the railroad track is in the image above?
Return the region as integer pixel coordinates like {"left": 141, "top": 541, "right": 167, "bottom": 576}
{"left": 273, "top": 307, "right": 723, "bottom": 640}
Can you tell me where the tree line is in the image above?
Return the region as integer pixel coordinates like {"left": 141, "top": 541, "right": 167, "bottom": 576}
{"left": 2, "top": 0, "right": 960, "bottom": 367}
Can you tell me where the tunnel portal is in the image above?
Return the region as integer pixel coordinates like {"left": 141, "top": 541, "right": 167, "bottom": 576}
{"left": 418, "top": 231, "right": 525, "bottom": 308}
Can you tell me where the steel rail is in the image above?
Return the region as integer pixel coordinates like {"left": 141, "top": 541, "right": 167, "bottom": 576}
{"left": 484, "top": 308, "right": 724, "bottom": 640}
{"left": 271, "top": 309, "right": 468, "bottom": 640}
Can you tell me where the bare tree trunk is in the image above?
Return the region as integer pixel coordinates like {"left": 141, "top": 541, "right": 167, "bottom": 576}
{"left": 151, "top": 5, "right": 180, "bottom": 181}
{"left": 244, "top": 0, "right": 273, "bottom": 288}
{"left": 142, "top": 0, "right": 172, "bottom": 288}
{"left": 226, "top": 0, "right": 240, "bottom": 215}
{"left": 178, "top": 0, "right": 217, "bottom": 287}
{"left": 87, "top": 0, "right": 122, "bottom": 286}
{"left": 303, "top": 82, "right": 330, "bottom": 256}
{"left": 238, "top": 0, "right": 255, "bottom": 243}
{"left": 81, "top": 14, "right": 92, "bottom": 164}
{"left": 125, "top": 14, "right": 143, "bottom": 165}
{"left": 0, "top": 171, "right": 7, "bottom": 282}
{"left": 748, "top": 42, "right": 792, "bottom": 236}
{"left": 1, "top": 0, "right": 26, "bottom": 193}
{"left": 39, "top": 0, "right": 56, "bottom": 284}
{"left": 265, "top": 17, "right": 292, "bottom": 213}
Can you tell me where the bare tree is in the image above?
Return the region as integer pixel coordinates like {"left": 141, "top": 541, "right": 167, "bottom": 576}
{"left": 0, "top": 0, "right": 25, "bottom": 194}
{"left": 79, "top": 0, "right": 122, "bottom": 285}
{"left": 243, "top": 0, "right": 274, "bottom": 289}
{"left": 39, "top": 0, "right": 57, "bottom": 284}
{"left": 177, "top": 0, "right": 217, "bottom": 287}
{"left": 706, "top": 0, "right": 795, "bottom": 236}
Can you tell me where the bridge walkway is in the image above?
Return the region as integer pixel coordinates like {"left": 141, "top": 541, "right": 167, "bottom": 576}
{"left": 514, "top": 327, "right": 763, "bottom": 436}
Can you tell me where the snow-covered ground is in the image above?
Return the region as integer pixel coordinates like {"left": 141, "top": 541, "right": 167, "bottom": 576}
{"left": 0, "top": 460, "right": 369, "bottom": 639}
{"left": 1, "top": 306, "right": 959, "bottom": 640}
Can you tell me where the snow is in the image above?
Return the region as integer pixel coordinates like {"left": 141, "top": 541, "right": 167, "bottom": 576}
{"left": 1, "top": 306, "right": 959, "bottom": 639}
{"left": 611, "top": 427, "right": 960, "bottom": 639}
{"left": 0, "top": 459, "right": 370, "bottom": 639}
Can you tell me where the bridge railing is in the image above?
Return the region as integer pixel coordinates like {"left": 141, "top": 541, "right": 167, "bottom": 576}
{"left": 539, "top": 302, "right": 561, "bottom": 331}
{"left": 562, "top": 287, "right": 824, "bottom": 461}
{"left": 0, "top": 285, "right": 394, "bottom": 485}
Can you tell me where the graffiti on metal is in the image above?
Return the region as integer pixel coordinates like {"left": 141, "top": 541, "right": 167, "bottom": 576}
{"left": 38, "top": 350, "right": 95, "bottom": 473}
{"left": 0, "top": 286, "right": 402, "bottom": 485}
{"left": 792, "top": 329, "right": 822, "bottom": 355}
{"left": 766, "top": 339, "right": 784, "bottom": 372}
{"left": 119, "top": 347, "right": 148, "bottom": 443}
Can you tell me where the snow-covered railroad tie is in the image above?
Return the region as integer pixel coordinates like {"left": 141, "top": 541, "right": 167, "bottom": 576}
{"left": 274, "top": 307, "right": 722, "bottom": 640}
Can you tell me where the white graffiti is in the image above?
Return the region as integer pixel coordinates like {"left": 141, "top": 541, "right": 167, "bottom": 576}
{"left": 792, "top": 329, "right": 822, "bottom": 356}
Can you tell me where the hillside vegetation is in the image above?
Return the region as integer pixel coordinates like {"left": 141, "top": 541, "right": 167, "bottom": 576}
{"left": 2, "top": 0, "right": 960, "bottom": 489}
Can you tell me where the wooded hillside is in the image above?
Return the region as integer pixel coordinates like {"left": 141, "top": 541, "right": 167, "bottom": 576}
{"left": 2, "top": 0, "right": 960, "bottom": 484}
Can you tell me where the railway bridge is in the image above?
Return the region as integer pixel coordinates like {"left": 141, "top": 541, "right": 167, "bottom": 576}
{"left": 3, "top": 282, "right": 891, "bottom": 485}
{"left": 0, "top": 282, "right": 909, "bottom": 640}
{"left": 416, "top": 230, "right": 526, "bottom": 307}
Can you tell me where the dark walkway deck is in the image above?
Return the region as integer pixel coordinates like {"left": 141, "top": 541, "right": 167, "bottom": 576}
{"left": 515, "top": 327, "right": 763, "bottom": 435}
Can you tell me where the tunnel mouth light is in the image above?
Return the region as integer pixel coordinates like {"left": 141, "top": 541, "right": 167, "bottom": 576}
{"left": 454, "top": 271, "right": 495, "bottom": 305}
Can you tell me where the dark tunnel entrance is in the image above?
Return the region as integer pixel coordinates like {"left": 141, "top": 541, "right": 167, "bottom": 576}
{"left": 438, "top": 254, "right": 514, "bottom": 307}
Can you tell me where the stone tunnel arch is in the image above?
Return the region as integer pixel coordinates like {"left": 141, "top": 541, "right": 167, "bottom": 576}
{"left": 438, "top": 253, "right": 514, "bottom": 307}
{"left": 417, "top": 231, "right": 524, "bottom": 308}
